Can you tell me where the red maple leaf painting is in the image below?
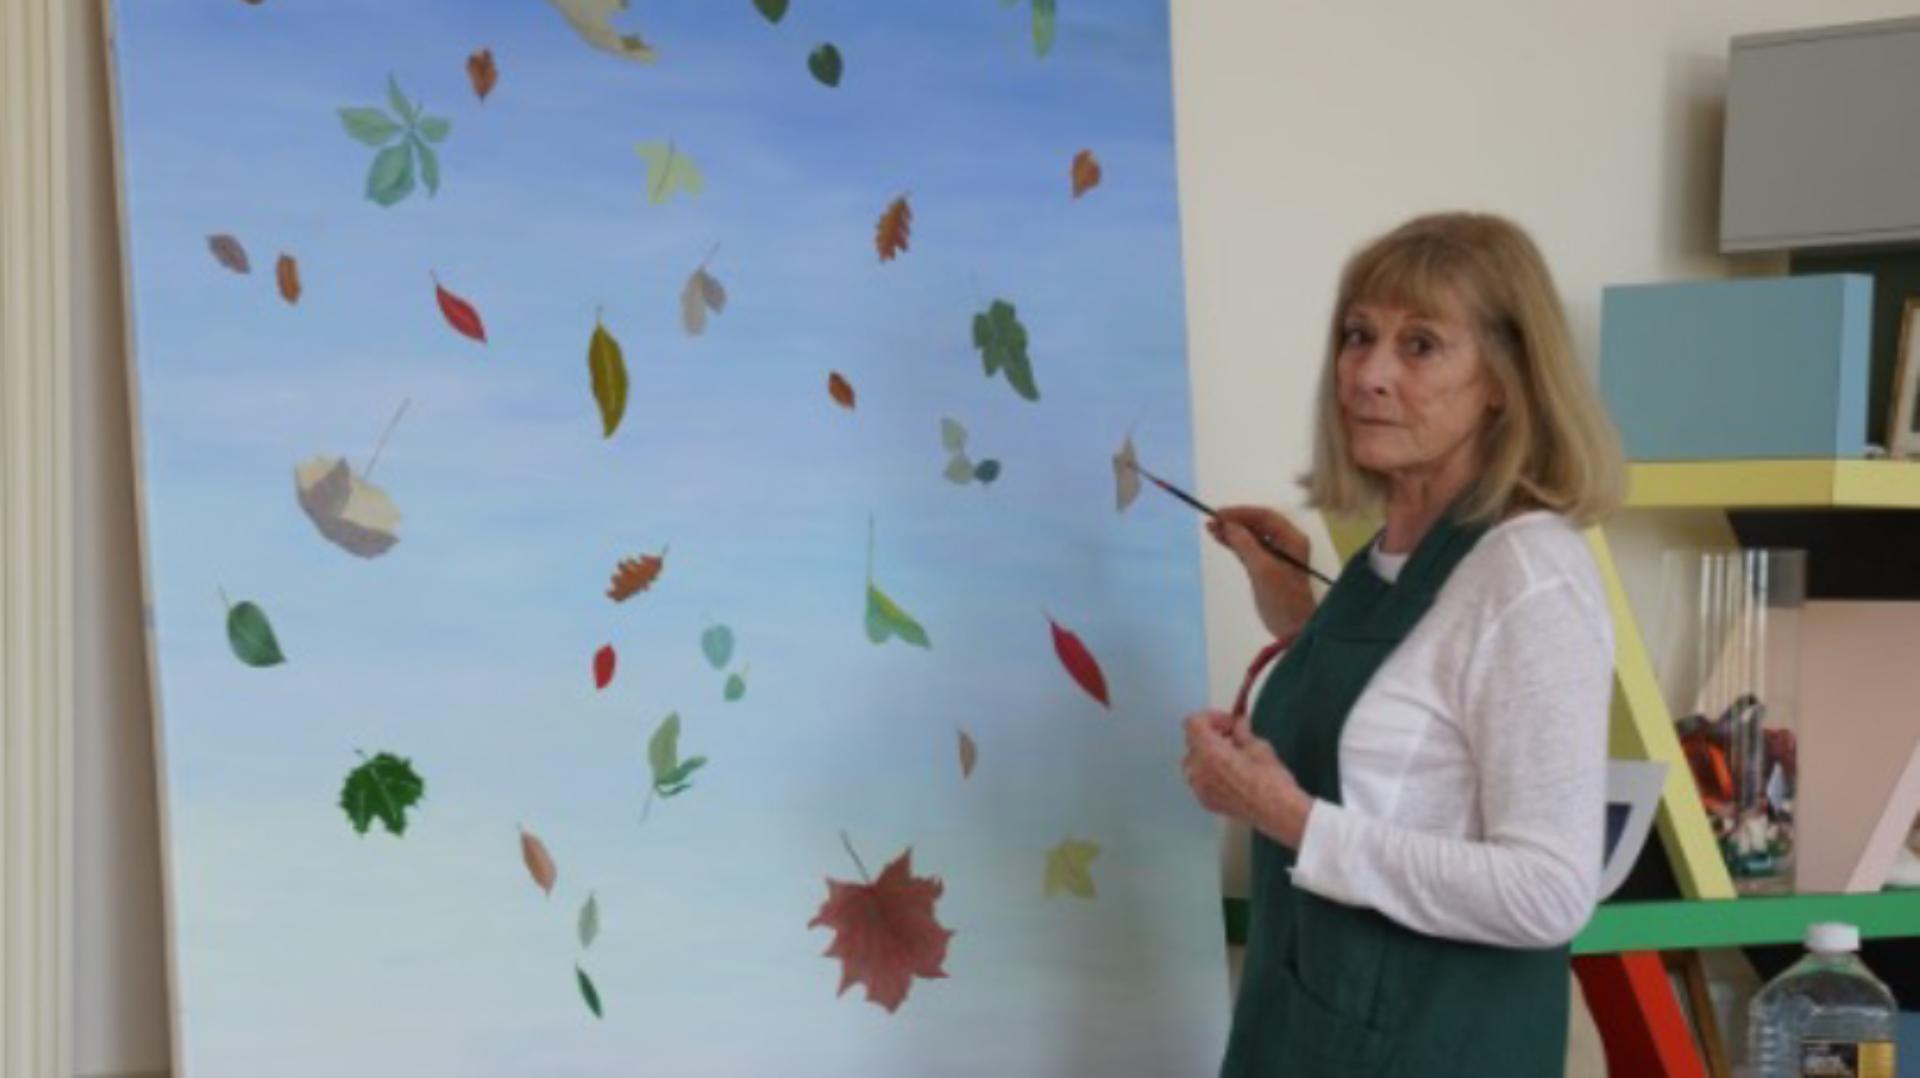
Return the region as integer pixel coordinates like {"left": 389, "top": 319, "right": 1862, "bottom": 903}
{"left": 808, "top": 838, "right": 953, "bottom": 1013}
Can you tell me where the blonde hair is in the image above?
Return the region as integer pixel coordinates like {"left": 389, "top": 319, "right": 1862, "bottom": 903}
{"left": 1301, "top": 212, "right": 1624, "bottom": 528}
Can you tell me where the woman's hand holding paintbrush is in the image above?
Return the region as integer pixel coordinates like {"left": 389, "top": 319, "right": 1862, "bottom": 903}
{"left": 1206, "top": 506, "right": 1321, "bottom": 640}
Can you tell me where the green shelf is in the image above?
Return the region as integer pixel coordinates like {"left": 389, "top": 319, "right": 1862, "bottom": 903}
{"left": 1222, "top": 891, "right": 1920, "bottom": 955}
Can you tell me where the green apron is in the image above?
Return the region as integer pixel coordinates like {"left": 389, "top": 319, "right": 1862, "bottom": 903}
{"left": 1220, "top": 510, "right": 1571, "bottom": 1077}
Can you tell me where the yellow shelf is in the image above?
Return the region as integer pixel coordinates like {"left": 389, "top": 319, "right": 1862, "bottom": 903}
{"left": 1627, "top": 459, "right": 1920, "bottom": 509}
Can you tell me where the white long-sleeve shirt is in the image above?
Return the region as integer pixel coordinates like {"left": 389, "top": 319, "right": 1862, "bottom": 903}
{"left": 1285, "top": 509, "right": 1615, "bottom": 949}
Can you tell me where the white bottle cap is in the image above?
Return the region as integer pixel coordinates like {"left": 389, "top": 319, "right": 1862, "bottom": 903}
{"left": 1806, "top": 922, "right": 1860, "bottom": 954}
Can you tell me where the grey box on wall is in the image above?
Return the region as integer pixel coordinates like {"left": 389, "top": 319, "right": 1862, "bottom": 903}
{"left": 1722, "top": 16, "right": 1920, "bottom": 253}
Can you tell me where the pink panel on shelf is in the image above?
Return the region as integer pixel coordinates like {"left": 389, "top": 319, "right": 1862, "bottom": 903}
{"left": 1796, "top": 602, "right": 1920, "bottom": 893}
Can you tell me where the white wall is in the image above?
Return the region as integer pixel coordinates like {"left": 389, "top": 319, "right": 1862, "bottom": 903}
{"left": 62, "top": 1, "right": 1920, "bottom": 1074}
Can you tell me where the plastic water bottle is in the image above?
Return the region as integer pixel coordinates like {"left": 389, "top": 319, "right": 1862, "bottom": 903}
{"left": 1746, "top": 922, "right": 1899, "bottom": 1077}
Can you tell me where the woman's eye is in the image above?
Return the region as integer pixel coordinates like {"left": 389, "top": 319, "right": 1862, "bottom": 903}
{"left": 1341, "top": 327, "right": 1371, "bottom": 347}
{"left": 1406, "top": 334, "right": 1438, "bottom": 357}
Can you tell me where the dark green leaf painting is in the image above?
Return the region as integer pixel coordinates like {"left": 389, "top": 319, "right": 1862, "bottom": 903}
{"left": 339, "top": 752, "right": 424, "bottom": 836}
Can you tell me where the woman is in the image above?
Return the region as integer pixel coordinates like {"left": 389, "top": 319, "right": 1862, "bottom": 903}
{"left": 1183, "top": 212, "right": 1625, "bottom": 1076}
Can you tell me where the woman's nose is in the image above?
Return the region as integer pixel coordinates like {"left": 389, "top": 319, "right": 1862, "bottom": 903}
{"left": 1351, "top": 342, "right": 1394, "bottom": 396}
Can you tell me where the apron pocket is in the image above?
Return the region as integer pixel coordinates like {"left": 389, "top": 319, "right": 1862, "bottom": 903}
{"left": 1290, "top": 891, "right": 1391, "bottom": 1026}
{"left": 1276, "top": 962, "right": 1392, "bottom": 1074}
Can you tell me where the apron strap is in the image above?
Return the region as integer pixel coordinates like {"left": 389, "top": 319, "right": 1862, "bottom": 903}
{"left": 1232, "top": 634, "right": 1295, "bottom": 718}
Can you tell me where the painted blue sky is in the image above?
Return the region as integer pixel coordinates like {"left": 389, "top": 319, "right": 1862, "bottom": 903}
{"left": 113, "top": 1, "right": 1225, "bottom": 1074}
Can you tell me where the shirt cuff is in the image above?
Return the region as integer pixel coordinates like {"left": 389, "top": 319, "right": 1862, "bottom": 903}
{"left": 1287, "top": 798, "right": 1351, "bottom": 903}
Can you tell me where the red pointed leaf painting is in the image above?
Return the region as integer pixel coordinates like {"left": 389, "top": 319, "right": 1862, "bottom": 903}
{"left": 593, "top": 644, "right": 616, "bottom": 690}
{"left": 808, "top": 837, "right": 953, "bottom": 1013}
{"left": 1048, "top": 614, "right": 1110, "bottom": 709}
{"left": 432, "top": 272, "right": 487, "bottom": 343}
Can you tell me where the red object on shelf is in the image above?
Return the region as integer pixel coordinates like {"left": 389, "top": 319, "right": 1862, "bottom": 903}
{"left": 1574, "top": 951, "right": 1708, "bottom": 1078}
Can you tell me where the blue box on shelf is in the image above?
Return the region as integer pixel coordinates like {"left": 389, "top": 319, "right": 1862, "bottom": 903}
{"left": 1598, "top": 274, "right": 1873, "bottom": 460}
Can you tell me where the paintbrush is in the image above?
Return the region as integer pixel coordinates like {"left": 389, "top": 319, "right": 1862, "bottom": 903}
{"left": 1121, "top": 458, "right": 1336, "bottom": 586}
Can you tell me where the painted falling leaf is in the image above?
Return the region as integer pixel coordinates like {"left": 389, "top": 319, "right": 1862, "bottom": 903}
{"left": 1044, "top": 838, "right": 1100, "bottom": 899}
{"left": 207, "top": 234, "right": 250, "bottom": 274}
{"left": 1048, "top": 614, "right": 1111, "bottom": 708}
{"left": 635, "top": 141, "right": 703, "bottom": 204}
{"left": 647, "top": 712, "right": 707, "bottom": 802}
{"left": 753, "top": 0, "right": 788, "bottom": 23}
{"left": 957, "top": 729, "right": 977, "bottom": 779}
{"left": 588, "top": 314, "right": 629, "bottom": 438}
{"left": 827, "top": 372, "right": 856, "bottom": 410}
{"left": 808, "top": 836, "right": 953, "bottom": 1013}
{"left": 864, "top": 519, "right": 929, "bottom": 648}
{"left": 579, "top": 892, "right": 601, "bottom": 949}
{"left": 1071, "top": 149, "right": 1102, "bottom": 198}
{"left": 223, "top": 595, "right": 286, "bottom": 667}
{"left": 723, "top": 668, "right": 748, "bottom": 702}
{"left": 701, "top": 623, "right": 734, "bottom": 669}
{"left": 432, "top": 273, "right": 487, "bottom": 343}
{"left": 339, "top": 751, "right": 424, "bottom": 837}
{"left": 545, "top": 0, "right": 657, "bottom": 62}
{"left": 1112, "top": 434, "right": 1141, "bottom": 512}
{"left": 681, "top": 258, "right": 727, "bottom": 336}
{"left": 467, "top": 48, "right": 498, "bottom": 100}
{"left": 875, "top": 196, "right": 911, "bottom": 261}
{"left": 1031, "top": 0, "right": 1057, "bottom": 56}
{"left": 593, "top": 644, "right": 616, "bottom": 690}
{"left": 608, "top": 548, "right": 667, "bottom": 601}
{"left": 576, "top": 964, "right": 604, "bottom": 1018}
{"left": 972, "top": 300, "right": 1039, "bottom": 401}
{"left": 520, "top": 825, "right": 557, "bottom": 896}
{"left": 808, "top": 43, "right": 844, "bottom": 87}
{"left": 275, "top": 254, "right": 301, "bottom": 304}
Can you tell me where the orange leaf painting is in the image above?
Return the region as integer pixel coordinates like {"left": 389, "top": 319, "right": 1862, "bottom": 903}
{"left": 467, "top": 48, "right": 498, "bottom": 101}
{"left": 520, "top": 825, "right": 557, "bottom": 896}
{"left": 607, "top": 548, "right": 667, "bottom": 601}
{"left": 275, "top": 253, "right": 301, "bottom": 305}
{"left": 875, "top": 196, "right": 911, "bottom": 262}
{"left": 1070, "top": 149, "right": 1102, "bottom": 198}
{"left": 827, "top": 371, "right": 856, "bottom": 410}
{"left": 593, "top": 644, "right": 616, "bottom": 690}
{"left": 809, "top": 837, "right": 952, "bottom": 1013}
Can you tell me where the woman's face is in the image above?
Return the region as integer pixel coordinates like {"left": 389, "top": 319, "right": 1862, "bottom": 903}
{"left": 1335, "top": 296, "right": 1502, "bottom": 481}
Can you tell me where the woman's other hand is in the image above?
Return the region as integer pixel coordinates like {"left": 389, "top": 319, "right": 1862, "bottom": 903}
{"left": 1181, "top": 709, "right": 1315, "bottom": 848}
{"left": 1206, "top": 506, "right": 1316, "bottom": 639}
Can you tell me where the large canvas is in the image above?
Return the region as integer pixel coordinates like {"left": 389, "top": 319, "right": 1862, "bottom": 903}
{"left": 108, "top": 2, "right": 1225, "bottom": 1074}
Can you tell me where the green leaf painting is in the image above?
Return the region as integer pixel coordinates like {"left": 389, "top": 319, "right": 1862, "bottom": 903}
{"left": 579, "top": 892, "right": 600, "bottom": 949}
{"left": 807, "top": 43, "right": 843, "bottom": 87}
{"left": 339, "top": 74, "right": 450, "bottom": 207}
{"left": 701, "top": 623, "right": 735, "bottom": 669}
{"left": 576, "top": 964, "right": 604, "bottom": 1018}
{"left": 752, "top": 0, "right": 788, "bottom": 23}
{"left": 972, "top": 300, "right": 1039, "bottom": 401}
{"left": 634, "top": 141, "right": 703, "bottom": 204}
{"left": 723, "top": 670, "right": 747, "bottom": 702}
{"left": 339, "top": 751, "right": 425, "bottom": 837}
{"left": 864, "top": 518, "right": 930, "bottom": 648}
{"left": 646, "top": 713, "right": 708, "bottom": 803}
{"left": 1031, "top": 0, "right": 1057, "bottom": 56}
{"left": 1044, "top": 837, "right": 1100, "bottom": 899}
{"left": 223, "top": 595, "right": 286, "bottom": 667}
{"left": 938, "top": 417, "right": 1002, "bottom": 487}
